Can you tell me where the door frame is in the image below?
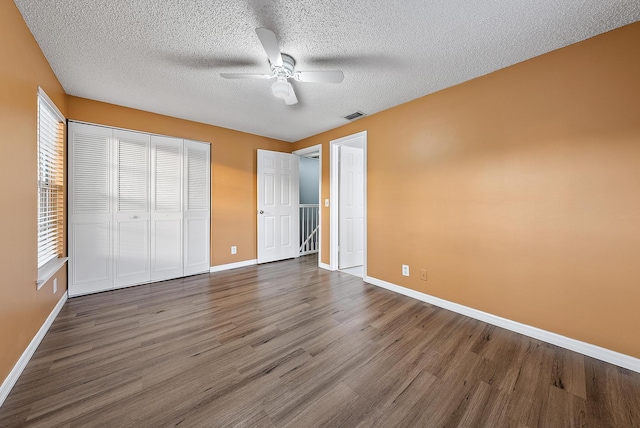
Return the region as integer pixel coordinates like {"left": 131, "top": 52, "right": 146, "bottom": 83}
{"left": 330, "top": 131, "right": 367, "bottom": 274}
{"left": 292, "top": 144, "right": 322, "bottom": 267}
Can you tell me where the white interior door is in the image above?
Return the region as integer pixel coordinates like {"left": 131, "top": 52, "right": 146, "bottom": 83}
{"left": 339, "top": 145, "right": 364, "bottom": 269}
{"left": 257, "top": 149, "right": 299, "bottom": 264}
{"left": 151, "top": 135, "right": 184, "bottom": 281}
{"left": 113, "top": 129, "right": 151, "bottom": 288}
{"left": 68, "top": 122, "right": 113, "bottom": 296}
{"left": 183, "top": 140, "right": 210, "bottom": 276}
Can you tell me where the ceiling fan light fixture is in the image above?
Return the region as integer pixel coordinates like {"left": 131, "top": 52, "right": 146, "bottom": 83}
{"left": 272, "top": 80, "right": 290, "bottom": 99}
{"left": 284, "top": 82, "right": 298, "bottom": 105}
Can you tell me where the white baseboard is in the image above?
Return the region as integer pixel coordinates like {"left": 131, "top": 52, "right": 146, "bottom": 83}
{"left": 0, "top": 292, "right": 68, "bottom": 408}
{"left": 209, "top": 259, "right": 257, "bottom": 273}
{"left": 364, "top": 275, "right": 640, "bottom": 373}
{"left": 319, "top": 262, "right": 333, "bottom": 271}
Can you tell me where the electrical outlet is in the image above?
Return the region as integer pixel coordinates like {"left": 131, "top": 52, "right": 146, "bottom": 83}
{"left": 53, "top": 278, "right": 57, "bottom": 294}
{"left": 402, "top": 265, "right": 410, "bottom": 276}
{"left": 231, "top": 246, "right": 237, "bottom": 255}
{"left": 420, "top": 269, "right": 427, "bottom": 281}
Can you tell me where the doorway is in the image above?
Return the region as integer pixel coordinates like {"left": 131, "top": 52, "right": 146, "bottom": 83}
{"left": 293, "top": 144, "right": 322, "bottom": 266}
{"left": 330, "top": 131, "right": 367, "bottom": 278}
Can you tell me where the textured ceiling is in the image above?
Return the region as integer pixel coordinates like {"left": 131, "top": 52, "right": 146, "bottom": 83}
{"left": 14, "top": 0, "right": 640, "bottom": 142}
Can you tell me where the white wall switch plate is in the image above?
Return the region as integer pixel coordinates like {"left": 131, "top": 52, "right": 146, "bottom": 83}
{"left": 231, "top": 246, "right": 237, "bottom": 255}
{"left": 325, "top": 199, "right": 329, "bottom": 207}
{"left": 53, "top": 278, "right": 57, "bottom": 293}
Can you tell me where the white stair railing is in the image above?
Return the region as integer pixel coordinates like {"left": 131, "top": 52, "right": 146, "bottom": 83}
{"left": 300, "top": 204, "right": 319, "bottom": 255}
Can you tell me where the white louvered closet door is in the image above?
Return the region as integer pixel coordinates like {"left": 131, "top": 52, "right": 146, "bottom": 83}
{"left": 69, "top": 123, "right": 114, "bottom": 296}
{"left": 113, "top": 129, "right": 151, "bottom": 288}
{"left": 183, "top": 140, "right": 211, "bottom": 276}
{"left": 151, "top": 136, "right": 184, "bottom": 281}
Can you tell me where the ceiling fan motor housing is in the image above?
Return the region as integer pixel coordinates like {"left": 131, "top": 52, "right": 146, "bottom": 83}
{"left": 271, "top": 54, "right": 296, "bottom": 78}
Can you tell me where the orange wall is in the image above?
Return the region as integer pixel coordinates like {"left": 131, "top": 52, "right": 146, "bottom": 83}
{"left": 294, "top": 23, "right": 640, "bottom": 358}
{"left": 66, "top": 97, "right": 291, "bottom": 267}
{"left": 0, "top": 0, "right": 68, "bottom": 384}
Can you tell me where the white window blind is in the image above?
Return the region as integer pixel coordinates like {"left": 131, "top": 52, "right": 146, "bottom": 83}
{"left": 37, "top": 90, "right": 65, "bottom": 269}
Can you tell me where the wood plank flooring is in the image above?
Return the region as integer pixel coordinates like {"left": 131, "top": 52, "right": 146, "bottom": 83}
{"left": 1, "top": 255, "right": 640, "bottom": 427}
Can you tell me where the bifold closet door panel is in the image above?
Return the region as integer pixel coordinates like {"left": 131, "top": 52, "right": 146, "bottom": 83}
{"left": 151, "top": 135, "right": 184, "bottom": 281}
{"left": 183, "top": 140, "right": 211, "bottom": 276}
{"left": 68, "top": 122, "right": 114, "bottom": 297}
{"left": 113, "top": 129, "right": 151, "bottom": 288}
{"left": 69, "top": 122, "right": 211, "bottom": 295}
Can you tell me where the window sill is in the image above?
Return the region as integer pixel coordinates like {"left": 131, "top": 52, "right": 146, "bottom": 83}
{"left": 37, "top": 257, "right": 68, "bottom": 290}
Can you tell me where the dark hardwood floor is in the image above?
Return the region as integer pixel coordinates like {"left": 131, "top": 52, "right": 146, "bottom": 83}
{"left": 1, "top": 255, "right": 639, "bottom": 427}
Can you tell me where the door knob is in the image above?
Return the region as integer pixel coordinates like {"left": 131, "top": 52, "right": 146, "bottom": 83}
{"left": 259, "top": 210, "right": 264, "bottom": 214}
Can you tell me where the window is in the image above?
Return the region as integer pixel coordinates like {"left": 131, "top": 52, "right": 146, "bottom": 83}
{"left": 37, "top": 89, "right": 65, "bottom": 271}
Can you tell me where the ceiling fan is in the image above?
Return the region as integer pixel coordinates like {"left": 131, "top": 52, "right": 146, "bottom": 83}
{"left": 221, "top": 28, "right": 344, "bottom": 105}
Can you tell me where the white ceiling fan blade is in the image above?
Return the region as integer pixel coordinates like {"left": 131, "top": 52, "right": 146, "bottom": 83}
{"left": 255, "top": 28, "right": 283, "bottom": 67}
{"left": 295, "top": 70, "right": 344, "bottom": 83}
{"left": 220, "top": 73, "right": 273, "bottom": 79}
{"left": 284, "top": 82, "right": 298, "bottom": 105}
